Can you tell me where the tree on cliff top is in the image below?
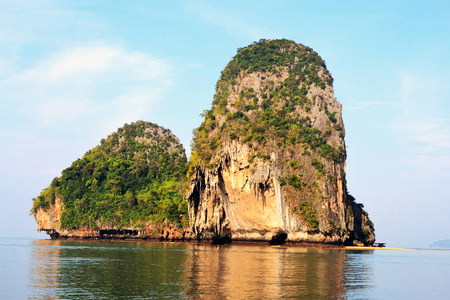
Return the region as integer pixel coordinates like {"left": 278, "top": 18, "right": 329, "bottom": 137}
{"left": 31, "top": 121, "right": 188, "bottom": 230}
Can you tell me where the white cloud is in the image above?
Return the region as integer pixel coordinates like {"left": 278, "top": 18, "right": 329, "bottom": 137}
{"left": 45, "top": 46, "right": 120, "bottom": 81}
{"left": 0, "top": 43, "right": 176, "bottom": 181}
{"left": 394, "top": 71, "right": 450, "bottom": 178}
{"left": 0, "top": 1, "right": 106, "bottom": 81}
{"left": 401, "top": 154, "right": 450, "bottom": 179}
{"left": 0, "top": 1, "right": 102, "bottom": 46}
{"left": 398, "top": 72, "right": 448, "bottom": 118}
{"left": 401, "top": 122, "right": 450, "bottom": 154}
{"left": 1, "top": 44, "right": 173, "bottom": 130}
{"left": 5, "top": 44, "right": 171, "bottom": 85}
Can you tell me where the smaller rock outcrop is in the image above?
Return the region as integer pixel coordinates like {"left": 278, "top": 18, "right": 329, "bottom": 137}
{"left": 32, "top": 121, "right": 191, "bottom": 240}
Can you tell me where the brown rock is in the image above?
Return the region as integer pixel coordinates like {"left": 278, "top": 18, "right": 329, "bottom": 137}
{"left": 187, "top": 39, "right": 375, "bottom": 245}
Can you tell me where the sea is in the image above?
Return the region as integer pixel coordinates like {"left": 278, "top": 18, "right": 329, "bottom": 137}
{"left": 1, "top": 238, "right": 449, "bottom": 299}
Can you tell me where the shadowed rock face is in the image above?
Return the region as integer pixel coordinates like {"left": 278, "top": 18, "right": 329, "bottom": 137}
{"left": 187, "top": 39, "right": 375, "bottom": 245}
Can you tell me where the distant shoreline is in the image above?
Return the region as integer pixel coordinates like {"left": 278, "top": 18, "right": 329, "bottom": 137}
{"left": 345, "top": 246, "right": 417, "bottom": 251}
{"left": 344, "top": 246, "right": 450, "bottom": 251}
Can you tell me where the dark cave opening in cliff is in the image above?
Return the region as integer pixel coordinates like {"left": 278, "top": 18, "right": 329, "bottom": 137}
{"left": 270, "top": 231, "right": 288, "bottom": 245}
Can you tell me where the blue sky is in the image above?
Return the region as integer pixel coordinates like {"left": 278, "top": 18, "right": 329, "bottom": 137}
{"left": 1, "top": 0, "right": 449, "bottom": 248}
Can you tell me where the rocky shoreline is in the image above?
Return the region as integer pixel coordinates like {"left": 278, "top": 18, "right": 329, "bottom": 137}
{"left": 42, "top": 234, "right": 350, "bottom": 249}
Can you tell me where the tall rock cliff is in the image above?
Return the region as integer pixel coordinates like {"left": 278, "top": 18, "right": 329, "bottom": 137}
{"left": 32, "top": 121, "right": 190, "bottom": 240}
{"left": 187, "top": 39, "right": 374, "bottom": 245}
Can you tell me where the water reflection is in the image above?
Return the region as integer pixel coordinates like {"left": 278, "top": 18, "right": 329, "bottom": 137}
{"left": 30, "top": 240, "right": 374, "bottom": 299}
{"left": 184, "top": 245, "right": 350, "bottom": 299}
{"left": 32, "top": 240, "right": 191, "bottom": 299}
{"left": 344, "top": 250, "right": 376, "bottom": 299}
{"left": 30, "top": 241, "right": 60, "bottom": 299}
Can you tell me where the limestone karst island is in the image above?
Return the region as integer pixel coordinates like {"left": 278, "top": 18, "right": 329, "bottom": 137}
{"left": 32, "top": 39, "right": 375, "bottom": 246}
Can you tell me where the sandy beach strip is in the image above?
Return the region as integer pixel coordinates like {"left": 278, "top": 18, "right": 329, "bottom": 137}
{"left": 345, "top": 246, "right": 417, "bottom": 251}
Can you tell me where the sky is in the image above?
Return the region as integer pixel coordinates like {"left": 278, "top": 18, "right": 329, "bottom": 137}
{"left": 1, "top": 0, "right": 449, "bottom": 248}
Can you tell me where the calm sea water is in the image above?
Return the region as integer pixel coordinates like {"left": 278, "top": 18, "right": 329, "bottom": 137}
{"left": 1, "top": 238, "right": 449, "bottom": 299}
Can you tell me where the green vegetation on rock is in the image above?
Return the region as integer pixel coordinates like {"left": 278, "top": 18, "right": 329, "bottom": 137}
{"left": 31, "top": 38, "right": 374, "bottom": 244}
{"left": 190, "top": 39, "right": 344, "bottom": 177}
{"left": 189, "top": 39, "right": 348, "bottom": 230}
{"left": 299, "top": 201, "right": 319, "bottom": 230}
{"left": 31, "top": 121, "right": 188, "bottom": 230}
